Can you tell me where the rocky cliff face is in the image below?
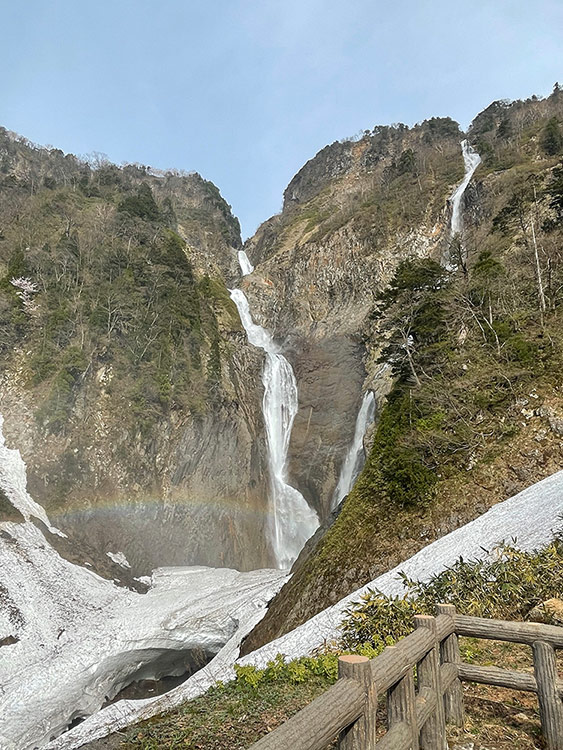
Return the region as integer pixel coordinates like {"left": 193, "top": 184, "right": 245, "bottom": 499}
{"left": 2, "top": 87, "right": 562, "bottom": 611}
{"left": 242, "top": 118, "right": 465, "bottom": 516}
{"left": 242, "top": 86, "right": 563, "bottom": 652}
{"left": 0, "top": 130, "right": 271, "bottom": 575}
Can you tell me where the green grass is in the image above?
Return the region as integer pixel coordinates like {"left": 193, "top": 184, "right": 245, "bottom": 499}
{"left": 118, "top": 656, "right": 338, "bottom": 749}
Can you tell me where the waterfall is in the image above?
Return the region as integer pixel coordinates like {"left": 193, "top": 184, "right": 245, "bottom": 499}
{"left": 332, "top": 391, "right": 376, "bottom": 510}
{"left": 450, "top": 139, "right": 481, "bottom": 237}
{"left": 229, "top": 284, "right": 319, "bottom": 569}
{"left": 238, "top": 250, "right": 254, "bottom": 276}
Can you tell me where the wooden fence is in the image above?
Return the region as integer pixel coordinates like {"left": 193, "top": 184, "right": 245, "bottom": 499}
{"left": 249, "top": 603, "right": 563, "bottom": 750}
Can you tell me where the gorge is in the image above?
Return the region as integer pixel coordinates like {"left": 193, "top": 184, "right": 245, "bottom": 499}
{"left": 1, "top": 84, "right": 563, "bottom": 748}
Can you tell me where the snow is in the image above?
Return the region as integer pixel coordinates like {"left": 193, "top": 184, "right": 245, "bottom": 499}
{"left": 47, "top": 468, "right": 563, "bottom": 749}
{"left": 106, "top": 550, "right": 131, "bottom": 569}
{"left": 0, "top": 414, "right": 64, "bottom": 535}
{"left": 0, "top": 418, "right": 286, "bottom": 750}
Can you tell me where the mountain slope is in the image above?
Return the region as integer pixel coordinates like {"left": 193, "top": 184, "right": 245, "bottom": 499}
{"left": 242, "top": 85, "right": 563, "bottom": 652}
{"left": 0, "top": 130, "right": 271, "bottom": 574}
{"left": 242, "top": 116, "right": 466, "bottom": 514}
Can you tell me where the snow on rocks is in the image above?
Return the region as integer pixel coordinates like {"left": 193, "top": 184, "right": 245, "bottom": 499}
{"left": 0, "top": 414, "right": 63, "bottom": 535}
{"left": 47, "top": 468, "right": 563, "bottom": 749}
{"left": 106, "top": 550, "right": 131, "bottom": 569}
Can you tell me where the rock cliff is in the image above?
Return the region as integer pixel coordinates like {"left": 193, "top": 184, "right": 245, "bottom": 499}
{"left": 0, "top": 130, "right": 271, "bottom": 575}
{"left": 243, "top": 117, "right": 465, "bottom": 516}
{"left": 242, "top": 86, "right": 563, "bottom": 652}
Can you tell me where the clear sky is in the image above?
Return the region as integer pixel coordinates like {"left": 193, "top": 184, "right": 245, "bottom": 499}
{"left": 2, "top": 0, "right": 562, "bottom": 237}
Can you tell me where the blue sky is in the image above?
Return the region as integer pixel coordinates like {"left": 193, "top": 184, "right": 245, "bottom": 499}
{"left": 2, "top": 1, "right": 562, "bottom": 237}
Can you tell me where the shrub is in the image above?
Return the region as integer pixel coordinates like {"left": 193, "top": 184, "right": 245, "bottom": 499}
{"left": 118, "top": 183, "right": 160, "bottom": 221}
{"left": 541, "top": 117, "right": 563, "bottom": 156}
{"left": 340, "top": 535, "right": 563, "bottom": 650}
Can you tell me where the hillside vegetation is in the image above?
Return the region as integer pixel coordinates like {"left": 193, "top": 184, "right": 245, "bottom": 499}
{"left": 0, "top": 130, "right": 276, "bottom": 575}
{"left": 0, "top": 130, "right": 241, "bottom": 440}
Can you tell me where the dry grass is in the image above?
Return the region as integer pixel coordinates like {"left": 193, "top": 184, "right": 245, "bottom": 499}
{"left": 444, "top": 637, "right": 559, "bottom": 749}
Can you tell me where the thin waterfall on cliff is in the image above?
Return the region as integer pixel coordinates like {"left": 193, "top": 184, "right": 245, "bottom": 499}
{"left": 229, "top": 263, "right": 319, "bottom": 569}
{"left": 450, "top": 139, "right": 481, "bottom": 236}
{"left": 332, "top": 391, "right": 376, "bottom": 510}
{"left": 238, "top": 250, "right": 254, "bottom": 276}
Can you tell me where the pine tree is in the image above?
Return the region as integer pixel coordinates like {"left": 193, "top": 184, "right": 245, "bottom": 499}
{"left": 541, "top": 117, "right": 563, "bottom": 156}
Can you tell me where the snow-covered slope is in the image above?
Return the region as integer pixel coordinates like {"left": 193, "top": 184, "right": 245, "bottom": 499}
{"left": 47, "top": 467, "right": 563, "bottom": 749}
{"left": 0, "top": 418, "right": 286, "bottom": 750}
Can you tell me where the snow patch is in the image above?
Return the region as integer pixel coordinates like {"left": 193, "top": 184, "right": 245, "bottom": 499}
{"left": 106, "top": 551, "right": 131, "bottom": 569}
{"left": 0, "top": 417, "right": 286, "bottom": 750}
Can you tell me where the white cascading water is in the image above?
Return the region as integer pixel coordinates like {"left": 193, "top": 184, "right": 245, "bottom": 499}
{"left": 238, "top": 249, "right": 254, "bottom": 276}
{"left": 230, "top": 252, "right": 319, "bottom": 569}
{"left": 450, "top": 139, "right": 481, "bottom": 236}
{"left": 332, "top": 391, "right": 376, "bottom": 510}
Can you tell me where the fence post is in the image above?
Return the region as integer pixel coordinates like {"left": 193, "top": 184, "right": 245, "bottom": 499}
{"left": 414, "top": 615, "right": 447, "bottom": 750}
{"left": 435, "top": 603, "right": 465, "bottom": 727}
{"left": 533, "top": 640, "right": 563, "bottom": 750}
{"left": 338, "top": 655, "right": 377, "bottom": 750}
{"left": 386, "top": 646, "right": 419, "bottom": 749}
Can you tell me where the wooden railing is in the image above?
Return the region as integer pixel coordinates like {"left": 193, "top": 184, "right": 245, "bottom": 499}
{"left": 249, "top": 603, "right": 563, "bottom": 750}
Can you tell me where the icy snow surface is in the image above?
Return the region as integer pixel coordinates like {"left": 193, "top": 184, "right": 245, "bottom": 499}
{"left": 0, "top": 419, "right": 286, "bottom": 750}
{"left": 48, "top": 467, "right": 563, "bottom": 749}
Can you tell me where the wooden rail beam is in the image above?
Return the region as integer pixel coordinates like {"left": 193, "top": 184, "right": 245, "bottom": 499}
{"left": 369, "top": 629, "right": 433, "bottom": 695}
{"left": 533, "top": 640, "right": 563, "bottom": 750}
{"left": 458, "top": 662, "right": 538, "bottom": 693}
{"left": 338, "top": 655, "right": 376, "bottom": 750}
{"left": 374, "top": 721, "right": 411, "bottom": 750}
{"left": 386, "top": 647, "right": 418, "bottom": 749}
{"left": 375, "top": 664, "right": 458, "bottom": 750}
{"left": 250, "top": 677, "right": 365, "bottom": 750}
{"left": 436, "top": 604, "right": 464, "bottom": 727}
{"left": 415, "top": 615, "right": 447, "bottom": 750}
{"left": 458, "top": 661, "right": 563, "bottom": 698}
{"left": 455, "top": 614, "right": 563, "bottom": 649}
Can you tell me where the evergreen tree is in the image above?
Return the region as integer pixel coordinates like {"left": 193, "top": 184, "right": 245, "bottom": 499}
{"left": 541, "top": 117, "right": 562, "bottom": 156}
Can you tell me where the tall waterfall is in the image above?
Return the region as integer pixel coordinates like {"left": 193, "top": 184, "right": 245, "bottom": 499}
{"left": 450, "top": 139, "right": 481, "bottom": 236}
{"left": 238, "top": 249, "right": 254, "bottom": 276}
{"left": 229, "top": 260, "right": 319, "bottom": 569}
{"left": 332, "top": 391, "right": 376, "bottom": 510}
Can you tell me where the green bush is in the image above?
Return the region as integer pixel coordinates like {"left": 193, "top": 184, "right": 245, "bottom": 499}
{"left": 233, "top": 653, "right": 339, "bottom": 689}
{"left": 541, "top": 117, "right": 562, "bottom": 156}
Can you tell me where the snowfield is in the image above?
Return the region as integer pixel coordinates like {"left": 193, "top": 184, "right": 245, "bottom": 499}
{"left": 0, "top": 418, "right": 286, "bottom": 750}
{"left": 48, "top": 468, "right": 563, "bottom": 749}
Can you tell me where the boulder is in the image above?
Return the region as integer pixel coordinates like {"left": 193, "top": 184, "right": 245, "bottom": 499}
{"left": 527, "top": 598, "right": 563, "bottom": 625}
